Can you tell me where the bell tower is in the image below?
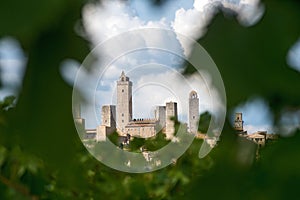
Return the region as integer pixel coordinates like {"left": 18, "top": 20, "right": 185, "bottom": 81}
{"left": 116, "top": 71, "right": 132, "bottom": 134}
{"left": 234, "top": 113, "right": 244, "bottom": 132}
{"left": 189, "top": 91, "right": 199, "bottom": 134}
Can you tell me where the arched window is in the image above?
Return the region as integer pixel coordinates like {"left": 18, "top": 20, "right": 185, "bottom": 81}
{"left": 190, "top": 91, "right": 198, "bottom": 99}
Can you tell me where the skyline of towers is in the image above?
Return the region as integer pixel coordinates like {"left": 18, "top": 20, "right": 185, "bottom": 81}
{"left": 84, "top": 71, "right": 200, "bottom": 140}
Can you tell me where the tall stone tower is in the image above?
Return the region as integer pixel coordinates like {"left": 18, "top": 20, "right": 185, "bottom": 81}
{"left": 73, "top": 97, "right": 85, "bottom": 131}
{"left": 117, "top": 71, "right": 132, "bottom": 134}
{"left": 165, "top": 102, "right": 178, "bottom": 139}
{"left": 101, "top": 105, "right": 116, "bottom": 130}
{"left": 155, "top": 106, "right": 166, "bottom": 130}
{"left": 189, "top": 90, "right": 199, "bottom": 134}
{"left": 96, "top": 105, "right": 116, "bottom": 142}
{"left": 234, "top": 113, "right": 244, "bottom": 132}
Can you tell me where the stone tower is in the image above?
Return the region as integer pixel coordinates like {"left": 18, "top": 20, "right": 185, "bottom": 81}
{"left": 234, "top": 113, "right": 244, "bottom": 131}
{"left": 165, "top": 102, "right": 178, "bottom": 139}
{"left": 116, "top": 71, "right": 132, "bottom": 134}
{"left": 155, "top": 106, "right": 166, "bottom": 130}
{"left": 189, "top": 90, "right": 199, "bottom": 134}
{"left": 101, "top": 105, "right": 116, "bottom": 129}
{"left": 73, "top": 97, "right": 85, "bottom": 130}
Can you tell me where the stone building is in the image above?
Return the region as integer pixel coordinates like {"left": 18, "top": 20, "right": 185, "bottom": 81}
{"left": 246, "top": 131, "right": 267, "bottom": 147}
{"left": 235, "top": 113, "right": 278, "bottom": 147}
{"left": 125, "top": 119, "right": 157, "bottom": 138}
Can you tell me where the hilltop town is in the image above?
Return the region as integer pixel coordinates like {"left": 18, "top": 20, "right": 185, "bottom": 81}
{"left": 74, "top": 71, "right": 278, "bottom": 152}
{"left": 75, "top": 71, "right": 200, "bottom": 145}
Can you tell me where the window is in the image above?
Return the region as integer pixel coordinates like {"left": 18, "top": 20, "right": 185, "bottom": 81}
{"left": 193, "top": 116, "right": 195, "bottom": 119}
{"left": 105, "top": 120, "right": 107, "bottom": 123}
{"left": 122, "top": 89, "right": 124, "bottom": 92}
{"left": 122, "top": 120, "right": 124, "bottom": 123}
{"left": 122, "top": 113, "right": 124, "bottom": 116}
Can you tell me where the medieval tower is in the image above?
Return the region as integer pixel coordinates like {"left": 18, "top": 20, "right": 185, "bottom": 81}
{"left": 165, "top": 102, "right": 178, "bottom": 138}
{"left": 234, "top": 112, "right": 244, "bottom": 132}
{"left": 189, "top": 91, "right": 199, "bottom": 134}
{"left": 155, "top": 106, "right": 166, "bottom": 130}
{"left": 116, "top": 71, "right": 133, "bottom": 134}
{"left": 101, "top": 105, "right": 116, "bottom": 131}
{"left": 73, "top": 96, "right": 85, "bottom": 131}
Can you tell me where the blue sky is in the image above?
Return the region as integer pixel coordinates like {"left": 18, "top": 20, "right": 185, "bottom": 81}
{"left": 130, "top": 0, "right": 193, "bottom": 21}
{"left": 232, "top": 97, "right": 275, "bottom": 133}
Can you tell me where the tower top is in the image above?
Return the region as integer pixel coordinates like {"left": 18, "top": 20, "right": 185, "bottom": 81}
{"left": 189, "top": 90, "right": 198, "bottom": 99}
{"left": 119, "top": 71, "right": 129, "bottom": 81}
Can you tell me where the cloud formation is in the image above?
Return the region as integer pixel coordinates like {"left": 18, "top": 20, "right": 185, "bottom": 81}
{"left": 67, "top": 0, "right": 265, "bottom": 128}
{"left": 82, "top": 1, "right": 170, "bottom": 47}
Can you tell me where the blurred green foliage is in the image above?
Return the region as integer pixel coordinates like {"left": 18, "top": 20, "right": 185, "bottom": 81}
{"left": 0, "top": 0, "right": 300, "bottom": 199}
{"left": 122, "top": 131, "right": 170, "bottom": 152}
{"left": 198, "top": 111, "right": 211, "bottom": 133}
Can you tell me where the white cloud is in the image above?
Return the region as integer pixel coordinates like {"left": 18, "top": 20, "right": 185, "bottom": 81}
{"left": 60, "top": 59, "right": 81, "bottom": 86}
{"left": 0, "top": 37, "right": 26, "bottom": 101}
{"left": 237, "top": 0, "right": 265, "bottom": 26}
{"left": 82, "top": 0, "right": 171, "bottom": 47}
{"left": 81, "top": 0, "right": 264, "bottom": 62}
{"left": 171, "top": 8, "right": 208, "bottom": 56}
{"left": 287, "top": 38, "right": 300, "bottom": 72}
{"left": 193, "top": 0, "right": 212, "bottom": 11}
{"left": 172, "top": 0, "right": 264, "bottom": 56}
